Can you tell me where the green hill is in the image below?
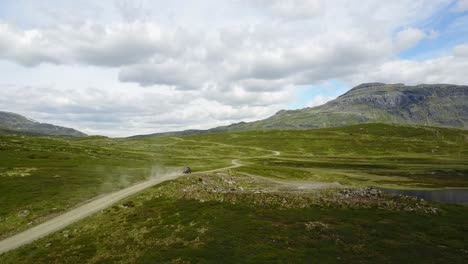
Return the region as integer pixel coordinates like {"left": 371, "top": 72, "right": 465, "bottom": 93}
{"left": 0, "top": 111, "right": 86, "bottom": 137}
{"left": 242, "top": 83, "right": 468, "bottom": 130}
{"left": 133, "top": 83, "right": 468, "bottom": 138}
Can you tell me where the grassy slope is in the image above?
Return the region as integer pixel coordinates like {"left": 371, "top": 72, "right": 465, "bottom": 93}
{"left": 1, "top": 123, "right": 467, "bottom": 263}
{"left": 219, "top": 84, "right": 468, "bottom": 131}
{"left": 0, "top": 134, "right": 267, "bottom": 238}
{"left": 2, "top": 174, "right": 467, "bottom": 263}
{"left": 188, "top": 124, "right": 468, "bottom": 188}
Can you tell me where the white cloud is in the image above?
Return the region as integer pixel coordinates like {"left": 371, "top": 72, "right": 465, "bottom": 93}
{"left": 118, "top": 60, "right": 210, "bottom": 89}
{"left": 350, "top": 44, "right": 468, "bottom": 85}
{"left": 395, "top": 27, "right": 427, "bottom": 51}
{"left": 0, "top": 83, "right": 284, "bottom": 137}
{"left": 252, "top": 0, "right": 322, "bottom": 20}
{"left": 307, "top": 95, "right": 336, "bottom": 107}
{"left": 0, "top": 24, "right": 64, "bottom": 66}
{"left": 0, "top": 0, "right": 465, "bottom": 136}
{"left": 0, "top": 22, "right": 185, "bottom": 67}
{"left": 453, "top": 43, "right": 468, "bottom": 57}
{"left": 454, "top": 0, "right": 468, "bottom": 12}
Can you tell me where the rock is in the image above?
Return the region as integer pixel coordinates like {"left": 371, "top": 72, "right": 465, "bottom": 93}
{"left": 305, "top": 221, "right": 329, "bottom": 231}
{"left": 120, "top": 201, "right": 135, "bottom": 208}
{"left": 45, "top": 243, "right": 52, "bottom": 248}
{"left": 18, "top": 210, "right": 30, "bottom": 217}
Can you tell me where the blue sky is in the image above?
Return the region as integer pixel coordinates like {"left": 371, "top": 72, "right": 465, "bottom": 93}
{"left": 0, "top": 0, "right": 467, "bottom": 136}
{"left": 288, "top": 80, "right": 348, "bottom": 109}
{"left": 292, "top": 0, "right": 468, "bottom": 110}
{"left": 399, "top": 1, "right": 468, "bottom": 59}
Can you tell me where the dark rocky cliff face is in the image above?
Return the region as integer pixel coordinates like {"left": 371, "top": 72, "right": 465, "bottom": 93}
{"left": 0, "top": 111, "right": 86, "bottom": 137}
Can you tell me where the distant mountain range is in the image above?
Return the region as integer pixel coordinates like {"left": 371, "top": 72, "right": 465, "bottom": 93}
{"left": 0, "top": 111, "right": 86, "bottom": 137}
{"left": 133, "top": 83, "right": 468, "bottom": 138}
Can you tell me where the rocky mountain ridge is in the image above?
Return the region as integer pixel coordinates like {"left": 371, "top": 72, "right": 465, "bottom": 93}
{"left": 133, "top": 83, "right": 468, "bottom": 138}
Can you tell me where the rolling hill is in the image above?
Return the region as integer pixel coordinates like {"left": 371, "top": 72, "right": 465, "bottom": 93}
{"left": 0, "top": 111, "right": 86, "bottom": 137}
{"left": 133, "top": 83, "right": 468, "bottom": 138}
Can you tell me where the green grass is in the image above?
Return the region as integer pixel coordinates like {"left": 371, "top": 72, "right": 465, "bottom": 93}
{"left": 0, "top": 123, "right": 467, "bottom": 263}
{"left": 2, "top": 182, "right": 467, "bottom": 263}
{"left": 186, "top": 124, "right": 468, "bottom": 188}
{"left": 0, "top": 133, "right": 267, "bottom": 237}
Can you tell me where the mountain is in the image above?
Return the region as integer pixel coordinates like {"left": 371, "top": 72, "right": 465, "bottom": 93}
{"left": 225, "top": 83, "right": 468, "bottom": 130}
{"left": 133, "top": 83, "right": 468, "bottom": 138}
{"left": 0, "top": 111, "right": 86, "bottom": 137}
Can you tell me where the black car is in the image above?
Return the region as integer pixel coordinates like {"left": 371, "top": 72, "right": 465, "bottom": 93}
{"left": 183, "top": 166, "right": 192, "bottom": 174}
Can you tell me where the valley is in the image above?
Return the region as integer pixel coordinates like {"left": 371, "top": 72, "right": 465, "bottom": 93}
{"left": 0, "top": 123, "right": 467, "bottom": 263}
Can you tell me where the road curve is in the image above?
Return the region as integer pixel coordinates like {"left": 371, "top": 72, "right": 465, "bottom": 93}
{"left": 0, "top": 135, "right": 281, "bottom": 256}
{"left": 0, "top": 160, "right": 242, "bottom": 255}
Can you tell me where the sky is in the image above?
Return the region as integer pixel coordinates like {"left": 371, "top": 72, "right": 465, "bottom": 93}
{"left": 0, "top": 0, "right": 467, "bottom": 137}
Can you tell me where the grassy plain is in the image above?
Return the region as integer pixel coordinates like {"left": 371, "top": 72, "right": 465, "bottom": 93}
{"left": 0, "top": 123, "right": 467, "bottom": 263}
{"left": 0, "top": 133, "right": 267, "bottom": 238}
{"left": 186, "top": 123, "right": 468, "bottom": 189}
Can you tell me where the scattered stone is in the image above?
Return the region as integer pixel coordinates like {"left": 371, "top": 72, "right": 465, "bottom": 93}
{"left": 18, "top": 209, "right": 30, "bottom": 217}
{"left": 120, "top": 201, "right": 135, "bottom": 208}
{"left": 305, "top": 221, "right": 329, "bottom": 231}
{"left": 225, "top": 179, "right": 235, "bottom": 185}
{"left": 45, "top": 243, "right": 52, "bottom": 248}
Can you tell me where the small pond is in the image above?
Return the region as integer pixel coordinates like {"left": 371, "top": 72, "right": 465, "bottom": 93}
{"left": 382, "top": 188, "right": 468, "bottom": 203}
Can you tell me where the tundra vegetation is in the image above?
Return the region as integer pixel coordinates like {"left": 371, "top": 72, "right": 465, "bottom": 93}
{"left": 0, "top": 123, "right": 467, "bottom": 263}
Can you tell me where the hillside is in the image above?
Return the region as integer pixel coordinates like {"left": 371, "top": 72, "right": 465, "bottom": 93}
{"left": 242, "top": 83, "right": 468, "bottom": 130}
{"left": 1, "top": 123, "right": 467, "bottom": 263}
{"left": 133, "top": 83, "right": 468, "bottom": 138}
{"left": 0, "top": 111, "right": 86, "bottom": 137}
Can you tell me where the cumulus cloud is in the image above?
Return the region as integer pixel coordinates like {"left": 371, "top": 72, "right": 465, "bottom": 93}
{"left": 118, "top": 60, "right": 210, "bottom": 89}
{"left": 454, "top": 0, "right": 468, "bottom": 12}
{"left": 307, "top": 95, "right": 336, "bottom": 107}
{"left": 350, "top": 44, "right": 468, "bottom": 85}
{"left": 395, "top": 27, "right": 427, "bottom": 51}
{"left": 0, "top": 84, "right": 284, "bottom": 137}
{"left": 0, "top": 0, "right": 465, "bottom": 136}
{"left": 0, "top": 22, "right": 184, "bottom": 67}
{"left": 453, "top": 43, "right": 468, "bottom": 57}
{"left": 0, "top": 24, "right": 64, "bottom": 66}
{"left": 252, "top": 0, "right": 322, "bottom": 20}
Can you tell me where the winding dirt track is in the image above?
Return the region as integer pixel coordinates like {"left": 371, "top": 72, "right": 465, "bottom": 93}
{"left": 0, "top": 160, "right": 243, "bottom": 255}
{"left": 0, "top": 138, "right": 280, "bottom": 255}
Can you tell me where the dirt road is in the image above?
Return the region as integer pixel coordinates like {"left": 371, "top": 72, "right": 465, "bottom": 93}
{"left": 0, "top": 160, "right": 242, "bottom": 255}
{"left": 0, "top": 136, "right": 281, "bottom": 255}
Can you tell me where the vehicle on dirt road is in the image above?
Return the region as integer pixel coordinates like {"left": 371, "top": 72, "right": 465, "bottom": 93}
{"left": 183, "top": 166, "right": 192, "bottom": 174}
